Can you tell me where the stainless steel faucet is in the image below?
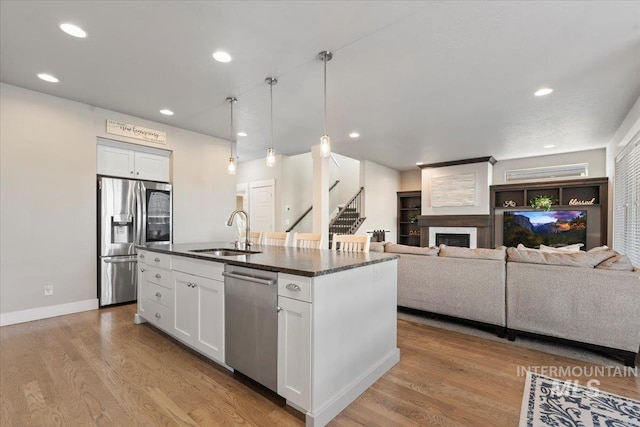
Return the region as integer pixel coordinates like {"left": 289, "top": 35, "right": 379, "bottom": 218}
{"left": 226, "top": 209, "right": 251, "bottom": 249}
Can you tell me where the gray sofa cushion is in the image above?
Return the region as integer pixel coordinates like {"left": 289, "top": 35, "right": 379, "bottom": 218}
{"left": 439, "top": 245, "right": 506, "bottom": 261}
{"left": 587, "top": 246, "right": 636, "bottom": 271}
{"left": 385, "top": 243, "right": 439, "bottom": 256}
{"left": 506, "top": 262, "right": 640, "bottom": 352}
{"left": 507, "top": 247, "right": 615, "bottom": 268}
{"left": 397, "top": 253, "right": 506, "bottom": 326}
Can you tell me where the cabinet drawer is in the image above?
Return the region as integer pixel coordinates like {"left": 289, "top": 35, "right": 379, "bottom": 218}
{"left": 144, "top": 281, "right": 173, "bottom": 308}
{"left": 278, "top": 273, "right": 312, "bottom": 302}
{"left": 143, "top": 265, "right": 172, "bottom": 289}
{"left": 138, "top": 250, "right": 171, "bottom": 270}
{"left": 173, "top": 256, "right": 223, "bottom": 281}
{"left": 144, "top": 299, "right": 172, "bottom": 331}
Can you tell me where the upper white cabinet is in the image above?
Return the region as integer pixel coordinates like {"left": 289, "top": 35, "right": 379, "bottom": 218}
{"left": 97, "top": 143, "right": 170, "bottom": 182}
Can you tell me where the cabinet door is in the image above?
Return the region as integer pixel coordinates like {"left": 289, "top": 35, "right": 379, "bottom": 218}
{"left": 277, "top": 296, "right": 312, "bottom": 410}
{"left": 97, "top": 145, "right": 135, "bottom": 178}
{"left": 137, "top": 264, "right": 149, "bottom": 319}
{"left": 194, "top": 277, "right": 225, "bottom": 363}
{"left": 134, "top": 151, "right": 170, "bottom": 182}
{"left": 172, "top": 271, "right": 196, "bottom": 344}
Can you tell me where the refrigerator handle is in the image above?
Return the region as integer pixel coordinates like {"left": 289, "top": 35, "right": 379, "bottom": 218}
{"left": 135, "top": 181, "right": 144, "bottom": 245}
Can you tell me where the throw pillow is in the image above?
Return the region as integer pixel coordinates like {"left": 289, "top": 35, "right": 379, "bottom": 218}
{"left": 507, "top": 247, "right": 616, "bottom": 268}
{"left": 539, "top": 243, "right": 584, "bottom": 253}
{"left": 438, "top": 245, "right": 507, "bottom": 261}
{"left": 384, "top": 243, "right": 439, "bottom": 256}
{"left": 586, "top": 246, "right": 635, "bottom": 271}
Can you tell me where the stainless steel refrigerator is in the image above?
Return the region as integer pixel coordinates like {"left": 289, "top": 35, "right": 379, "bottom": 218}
{"left": 98, "top": 176, "right": 172, "bottom": 307}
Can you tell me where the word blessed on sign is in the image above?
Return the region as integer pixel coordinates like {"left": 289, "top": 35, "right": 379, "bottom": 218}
{"left": 568, "top": 198, "right": 596, "bottom": 206}
{"left": 106, "top": 120, "right": 167, "bottom": 144}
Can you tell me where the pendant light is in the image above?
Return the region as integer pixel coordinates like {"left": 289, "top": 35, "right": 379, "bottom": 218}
{"left": 265, "top": 77, "right": 278, "bottom": 167}
{"left": 226, "top": 97, "right": 237, "bottom": 175}
{"left": 317, "top": 50, "right": 332, "bottom": 158}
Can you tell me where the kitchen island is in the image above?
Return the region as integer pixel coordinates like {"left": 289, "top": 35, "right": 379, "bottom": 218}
{"left": 135, "top": 242, "right": 400, "bottom": 427}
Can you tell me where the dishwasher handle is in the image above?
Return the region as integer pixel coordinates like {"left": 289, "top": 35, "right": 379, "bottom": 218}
{"left": 222, "top": 271, "right": 276, "bottom": 286}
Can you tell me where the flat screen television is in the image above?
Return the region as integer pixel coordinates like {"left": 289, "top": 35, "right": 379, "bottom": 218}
{"left": 503, "top": 210, "right": 587, "bottom": 248}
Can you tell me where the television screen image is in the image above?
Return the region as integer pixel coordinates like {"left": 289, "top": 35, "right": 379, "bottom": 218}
{"left": 503, "top": 210, "right": 587, "bottom": 248}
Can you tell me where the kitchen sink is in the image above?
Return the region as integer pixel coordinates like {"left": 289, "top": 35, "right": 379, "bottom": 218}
{"left": 189, "top": 248, "right": 261, "bottom": 256}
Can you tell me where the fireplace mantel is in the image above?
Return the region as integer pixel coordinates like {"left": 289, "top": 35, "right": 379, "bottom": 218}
{"left": 417, "top": 215, "right": 491, "bottom": 248}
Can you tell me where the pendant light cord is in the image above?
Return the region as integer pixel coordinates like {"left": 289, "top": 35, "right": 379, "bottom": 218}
{"left": 323, "top": 54, "right": 327, "bottom": 134}
{"left": 229, "top": 99, "right": 234, "bottom": 158}
{"left": 270, "top": 81, "right": 274, "bottom": 147}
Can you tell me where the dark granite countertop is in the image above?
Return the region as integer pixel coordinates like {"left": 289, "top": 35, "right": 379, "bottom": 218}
{"left": 136, "top": 241, "right": 398, "bottom": 277}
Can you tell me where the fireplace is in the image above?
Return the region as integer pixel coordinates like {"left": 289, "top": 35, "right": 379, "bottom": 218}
{"left": 417, "top": 216, "right": 491, "bottom": 248}
{"left": 428, "top": 226, "right": 477, "bottom": 248}
{"left": 436, "top": 233, "right": 470, "bottom": 248}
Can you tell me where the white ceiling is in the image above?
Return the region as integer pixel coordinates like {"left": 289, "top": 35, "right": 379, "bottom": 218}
{"left": 2, "top": 1, "right": 639, "bottom": 171}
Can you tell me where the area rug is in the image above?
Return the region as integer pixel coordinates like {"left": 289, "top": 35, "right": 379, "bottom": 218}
{"left": 519, "top": 372, "right": 640, "bottom": 426}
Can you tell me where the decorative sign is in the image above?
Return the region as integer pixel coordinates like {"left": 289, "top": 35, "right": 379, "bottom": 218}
{"left": 431, "top": 173, "right": 476, "bottom": 207}
{"left": 569, "top": 198, "right": 596, "bottom": 206}
{"left": 503, "top": 200, "right": 517, "bottom": 207}
{"left": 106, "top": 119, "right": 167, "bottom": 144}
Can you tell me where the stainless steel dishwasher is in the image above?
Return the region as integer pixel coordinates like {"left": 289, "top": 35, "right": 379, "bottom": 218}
{"left": 222, "top": 265, "right": 278, "bottom": 392}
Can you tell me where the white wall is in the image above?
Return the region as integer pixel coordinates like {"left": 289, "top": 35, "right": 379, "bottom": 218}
{"left": 400, "top": 169, "right": 422, "bottom": 191}
{"left": 359, "top": 161, "right": 400, "bottom": 243}
{"left": 493, "top": 148, "right": 606, "bottom": 185}
{"left": 421, "top": 162, "right": 493, "bottom": 215}
{"left": 0, "top": 83, "right": 235, "bottom": 318}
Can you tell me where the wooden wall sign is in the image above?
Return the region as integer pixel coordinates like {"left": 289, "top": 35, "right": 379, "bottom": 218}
{"left": 106, "top": 119, "right": 167, "bottom": 144}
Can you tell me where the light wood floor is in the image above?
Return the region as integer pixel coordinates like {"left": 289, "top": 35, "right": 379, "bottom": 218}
{"left": 1, "top": 304, "right": 638, "bottom": 426}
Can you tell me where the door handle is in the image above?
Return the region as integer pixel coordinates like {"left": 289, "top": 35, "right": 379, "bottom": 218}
{"left": 222, "top": 271, "right": 276, "bottom": 286}
{"left": 285, "top": 283, "right": 301, "bottom": 291}
{"left": 277, "top": 306, "right": 282, "bottom": 313}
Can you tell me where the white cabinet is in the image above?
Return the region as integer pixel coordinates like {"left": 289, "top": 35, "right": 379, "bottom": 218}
{"left": 172, "top": 271, "right": 225, "bottom": 363}
{"left": 98, "top": 144, "right": 170, "bottom": 182}
{"left": 138, "top": 253, "right": 173, "bottom": 332}
{"left": 277, "top": 296, "right": 312, "bottom": 410}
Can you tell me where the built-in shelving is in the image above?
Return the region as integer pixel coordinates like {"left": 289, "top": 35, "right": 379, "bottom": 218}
{"left": 490, "top": 177, "right": 608, "bottom": 248}
{"left": 397, "top": 191, "right": 422, "bottom": 246}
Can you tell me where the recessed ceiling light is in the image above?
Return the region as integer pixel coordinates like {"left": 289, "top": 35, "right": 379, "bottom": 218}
{"left": 59, "top": 23, "right": 87, "bottom": 38}
{"left": 349, "top": 132, "right": 360, "bottom": 138}
{"left": 543, "top": 144, "right": 555, "bottom": 148}
{"left": 37, "top": 73, "right": 59, "bottom": 83}
{"left": 159, "top": 109, "right": 174, "bottom": 116}
{"left": 213, "top": 51, "right": 232, "bottom": 63}
{"left": 237, "top": 132, "right": 247, "bottom": 137}
{"left": 534, "top": 88, "right": 554, "bottom": 97}
{"left": 416, "top": 162, "right": 423, "bottom": 166}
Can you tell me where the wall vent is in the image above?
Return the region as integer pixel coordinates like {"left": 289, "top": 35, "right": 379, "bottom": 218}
{"left": 504, "top": 163, "right": 588, "bottom": 183}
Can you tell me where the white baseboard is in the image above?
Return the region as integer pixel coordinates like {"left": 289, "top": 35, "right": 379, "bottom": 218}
{"left": 0, "top": 299, "right": 99, "bottom": 327}
{"left": 307, "top": 348, "right": 401, "bottom": 427}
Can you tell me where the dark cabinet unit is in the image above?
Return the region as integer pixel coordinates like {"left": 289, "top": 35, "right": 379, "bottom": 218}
{"left": 397, "top": 191, "right": 422, "bottom": 246}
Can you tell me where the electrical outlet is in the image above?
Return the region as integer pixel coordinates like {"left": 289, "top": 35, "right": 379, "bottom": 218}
{"left": 44, "top": 284, "right": 53, "bottom": 296}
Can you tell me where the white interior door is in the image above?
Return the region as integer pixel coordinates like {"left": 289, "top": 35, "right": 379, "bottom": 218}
{"left": 250, "top": 180, "right": 275, "bottom": 232}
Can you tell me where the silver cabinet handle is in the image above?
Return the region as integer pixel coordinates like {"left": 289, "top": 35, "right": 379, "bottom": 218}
{"left": 140, "top": 268, "right": 146, "bottom": 272}
{"left": 154, "top": 257, "right": 161, "bottom": 262}
{"left": 277, "top": 306, "right": 282, "bottom": 313}
{"left": 139, "top": 254, "right": 145, "bottom": 259}
{"left": 286, "top": 283, "right": 301, "bottom": 291}
{"left": 155, "top": 313, "right": 161, "bottom": 318}
{"left": 155, "top": 273, "right": 161, "bottom": 279}
{"left": 130, "top": 171, "right": 134, "bottom": 174}
{"left": 155, "top": 292, "right": 161, "bottom": 297}
{"left": 222, "top": 271, "right": 276, "bottom": 286}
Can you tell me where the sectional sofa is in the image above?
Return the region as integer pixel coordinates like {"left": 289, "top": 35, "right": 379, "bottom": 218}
{"left": 381, "top": 242, "right": 640, "bottom": 366}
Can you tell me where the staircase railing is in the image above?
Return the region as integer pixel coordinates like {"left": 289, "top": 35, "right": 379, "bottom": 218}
{"left": 328, "top": 187, "right": 365, "bottom": 248}
{"left": 286, "top": 180, "right": 340, "bottom": 233}
{"left": 329, "top": 187, "right": 364, "bottom": 230}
